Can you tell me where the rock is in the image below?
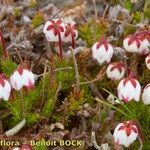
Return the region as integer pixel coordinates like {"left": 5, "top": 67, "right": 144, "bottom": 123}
{"left": 23, "top": 15, "right": 32, "bottom": 24}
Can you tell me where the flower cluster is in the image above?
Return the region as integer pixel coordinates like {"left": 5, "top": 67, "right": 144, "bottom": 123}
{"left": 92, "top": 31, "right": 149, "bottom": 147}
{"left": 43, "top": 18, "right": 78, "bottom": 58}
{"left": 0, "top": 66, "right": 35, "bottom": 101}
{"left": 92, "top": 31, "right": 150, "bottom": 105}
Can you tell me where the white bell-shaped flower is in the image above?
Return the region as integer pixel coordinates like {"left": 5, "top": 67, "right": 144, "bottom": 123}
{"left": 113, "top": 120, "right": 138, "bottom": 147}
{"left": 145, "top": 54, "right": 150, "bottom": 70}
{"left": 10, "top": 69, "right": 23, "bottom": 91}
{"left": 142, "top": 84, "right": 150, "bottom": 105}
{"left": 138, "top": 38, "right": 150, "bottom": 55}
{"left": 123, "top": 35, "right": 142, "bottom": 53}
{"left": 10, "top": 66, "right": 35, "bottom": 91}
{"left": 92, "top": 38, "right": 114, "bottom": 65}
{"left": 0, "top": 74, "right": 11, "bottom": 101}
{"left": 117, "top": 73, "right": 141, "bottom": 102}
{"left": 21, "top": 69, "right": 35, "bottom": 89}
{"left": 106, "top": 62, "right": 125, "bottom": 80}
{"left": 43, "top": 18, "right": 65, "bottom": 42}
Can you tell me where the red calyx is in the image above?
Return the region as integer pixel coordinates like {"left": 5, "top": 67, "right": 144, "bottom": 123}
{"left": 134, "top": 31, "right": 150, "bottom": 41}
{"left": 0, "top": 74, "right": 6, "bottom": 87}
{"left": 118, "top": 121, "right": 138, "bottom": 137}
{"left": 128, "top": 36, "right": 141, "bottom": 48}
{"left": 96, "top": 38, "right": 110, "bottom": 51}
{"left": 123, "top": 78, "right": 137, "bottom": 88}
{"left": 65, "top": 23, "right": 76, "bottom": 37}
{"left": 17, "top": 66, "right": 24, "bottom": 75}
{"left": 47, "top": 20, "right": 64, "bottom": 36}
{"left": 127, "top": 31, "right": 150, "bottom": 48}
{"left": 110, "top": 62, "right": 125, "bottom": 73}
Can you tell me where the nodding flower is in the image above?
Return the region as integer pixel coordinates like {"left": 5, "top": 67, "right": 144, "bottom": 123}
{"left": 92, "top": 38, "right": 114, "bottom": 65}
{"left": 63, "top": 17, "right": 78, "bottom": 49}
{"left": 117, "top": 72, "right": 141, "bottom": 103}
{"left": 145, "top": 54, "right": 150, "bottom": 70}
{"left": 106, "top": 62, "right": 125, "bottom": 80}
{"left": 10, "top": 66, "right": 35, "bottom": 91}
{"left": 123, "top": 35, "right": 142, "bottom": 53}
{"left": 113, "top": 120, "right": 139, "bottom": 147}
{"left": 142, "top": 84, "right": 150, "bottom": 105}
{"left": 43, "top": 18, "right": 66, "bottom": 58}
{"left": 0, "top": 74, "right": 11, "bottom": 101}
{"left": 123, "top": 31, "right": 150, "bottom": 55}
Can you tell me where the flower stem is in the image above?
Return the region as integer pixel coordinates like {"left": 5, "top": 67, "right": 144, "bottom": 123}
{"left": 70, "top": 47, "right": 80, "bottom": 90}
{"left": 58, "top": 33, "right": 63, "bottom": 59}
{"left": 71, "top": 33, "right": 75, "bottom": 49}
{"left": 0, "top": 31, "right": 9, "bottom": 59}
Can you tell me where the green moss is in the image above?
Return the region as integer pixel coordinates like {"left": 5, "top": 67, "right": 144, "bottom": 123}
{"left": 144, "top": 0, "right": 150, "bottom": 18}
{"left": 78, "top": 19, "right": 108, "bottom": 47}
{"left": 54, "top": 57, "right": 75, "bottom": 91}
{"left": 124, "top": 0, "right": 133, "bottom": 12}
{"left": 133, "top": 11, "right": 142, "bottom": 23}
{"left": 6, "top": 87, "right": 41, "bottom": 127}
{"left": 123, "top": 25, "right": 136, "bottom": 36}
{"left": 33, "top": 139, "right": 47, "bottom": 150}
{"left": 26, "top": 113, "right": 40, "bottom": 125}
{"left": 14, "top": 7, "right": 22, "bottom": 18}
{"left": 28, "top": 0, "right": 37, "bottom": 8}
{"left": 1, "top": 59, "right": 17, "bottom": 77}
{"left": 32, "top": 12, "right": 44, "bottom": 28}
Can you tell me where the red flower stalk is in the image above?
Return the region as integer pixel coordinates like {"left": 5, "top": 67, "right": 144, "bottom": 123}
{"left": 64, "top": 23, "right": 78, "bottom": 49}
{"left": 0, "top": 30, "right": 9, "bottom": 59}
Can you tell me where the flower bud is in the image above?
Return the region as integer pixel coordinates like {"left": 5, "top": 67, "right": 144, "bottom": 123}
{"left": 142, "top": 84, "right": 150, "bottom": 105}
{"left": 117, "top": 73, "right": 141, "bottom": 102}
{"left": 123, "top": 35, "right": 141, "bottom": 53}
{"left": 113, "top": 120, "right": 138, "bottom": 147}
{"left": 106, "top": 62, "right": 125, "bottom": 80}
{"left": 10, "top": 66, "right": 35, "bottom": 91}
{"left": 92, "top": 38, "right": 114, "bottom": 64}
{"left": 0, "top": 74, "right": 11, "bottom": 101}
